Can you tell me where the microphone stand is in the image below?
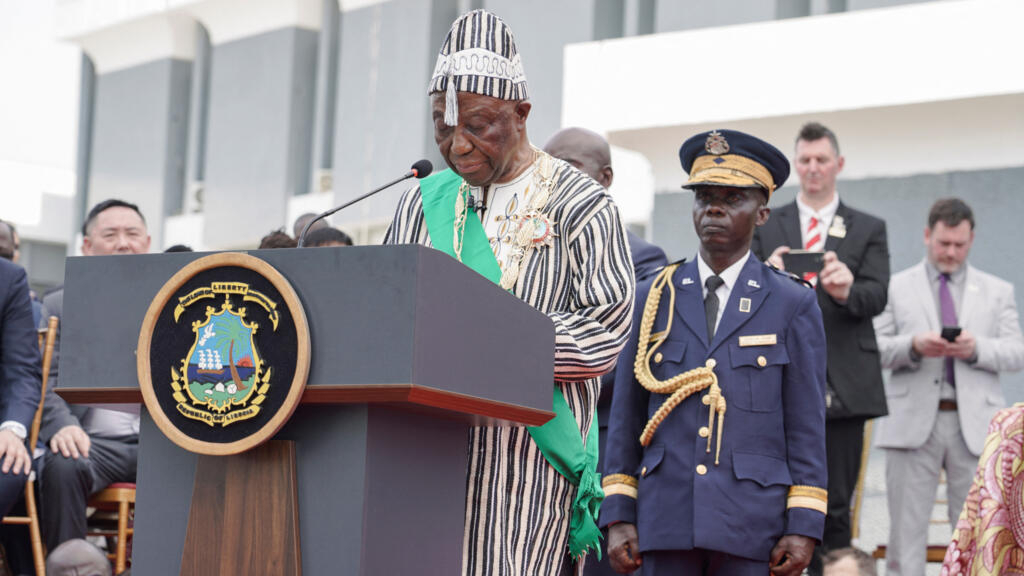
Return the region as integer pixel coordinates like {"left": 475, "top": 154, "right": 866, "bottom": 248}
{"left": 297, "top": 170, "right": 418, "bottom": 248}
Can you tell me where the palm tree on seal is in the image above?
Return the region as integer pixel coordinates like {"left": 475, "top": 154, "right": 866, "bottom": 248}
{"left": 209, "top": 315, "right": 251, "bottom": 391}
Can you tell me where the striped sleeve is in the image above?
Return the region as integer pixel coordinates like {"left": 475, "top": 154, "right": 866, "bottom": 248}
{"left": 550, "top": 197, "right": 635, "bottom": 382}
{"left": 383, "top": 184, "right": 427, "bottom": 245}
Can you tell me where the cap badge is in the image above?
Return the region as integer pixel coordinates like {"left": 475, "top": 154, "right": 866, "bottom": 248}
{"left": 705, "top": 130, "right": 730, "bottom": 155}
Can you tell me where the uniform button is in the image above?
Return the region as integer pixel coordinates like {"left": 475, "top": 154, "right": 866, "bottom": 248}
{"left": 654, "top": 352, "right": 663, "bottom": 363}
{"left": 705, "top": 358, "right": 717, "bottom": 369}
{"left": 702, "top": 395, "right": 712, "bottom": 405}
{"left": 698, "top": 426, "right": 709, "bottom": 438}
{"left": 757, "top": 355, "right": 767, "bottom": 367}
{"left": 696, "top": 464, "right": 707, "bottom": 475}
{"left": 641, "top": 466, "right": 648, "bottom": 477}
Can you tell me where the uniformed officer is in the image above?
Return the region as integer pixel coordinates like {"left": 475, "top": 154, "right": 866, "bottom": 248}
{"left": 600, "top": 129, "right": 829, "bottom": 576}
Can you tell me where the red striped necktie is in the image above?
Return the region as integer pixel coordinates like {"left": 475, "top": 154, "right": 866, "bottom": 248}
{"left": 803, "top": 216, "right": 824, "bottom": 284}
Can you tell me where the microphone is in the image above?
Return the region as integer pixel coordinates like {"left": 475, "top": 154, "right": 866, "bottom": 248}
{"left": 467, "top": 194, "right": 486, "bottom": 213}
{"left": 297, "top": 159, "right": 433, "bottom": 247}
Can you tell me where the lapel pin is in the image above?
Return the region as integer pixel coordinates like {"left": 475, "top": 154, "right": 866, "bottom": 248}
{"left": 681, "top": 278, "right": 694, "bottom": 286}
{"left": 828, "top": 215, "right": 847, "bottom": 238}
{"left": 739, "top": 297, "right": 751, "bottom": 313}
{"left": 747, "top": 279, "right": 760, "bottom": 288}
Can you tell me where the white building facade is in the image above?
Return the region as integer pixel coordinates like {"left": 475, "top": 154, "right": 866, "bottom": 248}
{"left": 4, "top": 2, "right": 1022, "bottom": 356}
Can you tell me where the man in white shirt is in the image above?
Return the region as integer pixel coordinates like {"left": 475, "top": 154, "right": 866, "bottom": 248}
{"left": 751, "top": 122, "right": 891, "bottom": 575}
{"left": 39, "top": 199, "right": 149, "bottom": 551}
{"left": 873, "top": 198, "right": 1024, "bottom": 576}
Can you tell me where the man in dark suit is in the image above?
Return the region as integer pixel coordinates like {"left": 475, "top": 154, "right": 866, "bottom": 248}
{"left": 0, "top": 257, "right": 41, "bottom": 516}
{"left": 751, "top": 122, "right": 890, "bottom": 574}
{"left": 39, "top": 199, "right": 150, "bottom": 551}
{"left": 602, "top": 129, "right": 828, "bottom": 576}
{"left": 545, "top": 127, "right": 668, "bottom": 576}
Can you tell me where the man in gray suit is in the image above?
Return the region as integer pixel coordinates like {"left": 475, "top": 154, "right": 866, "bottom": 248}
{"left": 873, "top": 198, "right": 1024, "bottom": 576}
{"left": 39, "top": 199, "right": 150, "bottom": 551}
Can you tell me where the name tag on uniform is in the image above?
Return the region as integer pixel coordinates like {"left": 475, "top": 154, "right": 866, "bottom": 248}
{"left": 738, "top": 334, "right": 777, "bottom": 347}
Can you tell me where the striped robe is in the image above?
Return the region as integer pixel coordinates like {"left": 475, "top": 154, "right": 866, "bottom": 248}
{"left": 383, "top": 155, "right": 635, "bottom": 576}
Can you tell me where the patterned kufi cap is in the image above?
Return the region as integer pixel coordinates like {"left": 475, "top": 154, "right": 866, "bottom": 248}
{"left": 429, "top": 9, "right": 529, "bottom": 127}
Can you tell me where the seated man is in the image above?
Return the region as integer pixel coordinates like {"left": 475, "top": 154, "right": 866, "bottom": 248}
{"left": 601, "top": 130, "right": 828, "bottom": 575}
{"left": 0, "top": 256, "right": 41, "bottom": 516}
{"left": 39, "top": 199, "right": 150, "bottom": 551}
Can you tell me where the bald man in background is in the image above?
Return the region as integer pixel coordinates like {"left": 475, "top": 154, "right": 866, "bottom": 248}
{"left": 544, "top": 128, "right": 668, "bottom": 281}
{"left": 544, "top": 127, "right": 668, "bottom": 576}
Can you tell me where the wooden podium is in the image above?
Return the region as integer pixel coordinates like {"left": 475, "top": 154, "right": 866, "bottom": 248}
{"left": 56, "top": 246, "right": 555, "bottom": 575}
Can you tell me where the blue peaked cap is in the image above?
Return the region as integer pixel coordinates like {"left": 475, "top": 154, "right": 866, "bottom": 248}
{"left": 679, "top": 129, "right": 789, "bottom": 198}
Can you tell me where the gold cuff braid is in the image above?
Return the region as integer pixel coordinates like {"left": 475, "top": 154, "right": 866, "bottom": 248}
{"left": 602, "top": 474, "right": 639, "bottom": 499}
{"left": 602, "top": 474, "right": 639, "bottom": 489}
{"left": 787, "top": 485, "right": 828, "bottom": 514}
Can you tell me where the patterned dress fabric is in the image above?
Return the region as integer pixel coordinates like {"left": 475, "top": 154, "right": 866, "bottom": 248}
{"left": 942, "top": 404, "right": 1024, "bottom": 575}
{"left": 384, "top": 157, "right": 635, "bottom": 576}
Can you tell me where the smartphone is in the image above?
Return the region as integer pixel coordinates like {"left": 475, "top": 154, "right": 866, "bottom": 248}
{"left": 941, "top": 326, "right": 962, "bottom": 342}
{"left": 782, "top": 250, "right": 825, "bottom": 276}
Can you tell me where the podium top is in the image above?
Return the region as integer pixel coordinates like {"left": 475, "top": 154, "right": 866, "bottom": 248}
{"left": 57, "top": 245, "right": 555, "bottom": 426}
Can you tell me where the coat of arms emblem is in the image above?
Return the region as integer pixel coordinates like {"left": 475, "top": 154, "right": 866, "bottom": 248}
{"left": 139, "top": 252, "right": 310, "bottom": 455}
{"left": 705, "top": 130, "right": 730, "bottom": 155}
{"left": 170, "top": 282, "right": 279, "bottom": 426}
{"left": 172, "top": 293, "right": 268, "bottom": 425}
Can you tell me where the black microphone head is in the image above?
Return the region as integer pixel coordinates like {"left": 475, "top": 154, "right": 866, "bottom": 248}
{"left": 411, "top": 159, "right": 433, "bottom": 179}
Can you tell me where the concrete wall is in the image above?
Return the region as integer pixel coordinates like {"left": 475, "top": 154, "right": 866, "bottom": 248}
{"left": 483, "top": 0, "right": 594, "bottom": 145}
{"left": 202, "top": 27, "right": 318, "bottom": 248}
{"left": 655, "top": 0, "right": 775, "bottom": 32}
{"left": 328, "top": 0, "right": 596, "bottom": 242}
{"left": 39, "top": 0, "right": 1021, "bottom": 256}
{"left": 330, "top": 0, "right": 451, "bottom": 241}
{"left": 0, "top": 0, "right": 79, "bottom": 287}
{"left": 88, "top": 58, "right": 192, "bottom": 248}
{"left": 651, "top": 165, "right": 1024, "bottom": 401}
{"left": 607, "top": 93, "right": 1024, "bottom": 195}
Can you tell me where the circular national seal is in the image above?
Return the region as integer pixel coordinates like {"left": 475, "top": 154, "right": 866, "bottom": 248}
{"left": 137, "top": 252, "right": 310, "bottom": 455}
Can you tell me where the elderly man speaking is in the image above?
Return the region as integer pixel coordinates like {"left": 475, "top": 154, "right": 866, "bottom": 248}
{"left": 384, "top": 9, "right": 635, "bottom": 576}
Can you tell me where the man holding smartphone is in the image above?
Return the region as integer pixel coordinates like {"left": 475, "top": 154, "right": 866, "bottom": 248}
{"left": 873, "top": 198, "right": 1024, "bottom": 576}
{"left": 751, "top": 122, "right": 890, "bottom": 575}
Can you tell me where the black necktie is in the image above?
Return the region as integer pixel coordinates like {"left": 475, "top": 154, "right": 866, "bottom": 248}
{"left": 705, "top": 275, "right": 725, "bottom": 342}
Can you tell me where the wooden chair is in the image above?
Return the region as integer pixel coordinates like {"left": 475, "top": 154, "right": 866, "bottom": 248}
{"left": 2, "top": 315, "right": 59, "bottom": 576}
{"left": 850, "top": 420, "right": 873, "bottom": 541}
{"left": 87, "top": 482, "right": 136, "bottom": 574}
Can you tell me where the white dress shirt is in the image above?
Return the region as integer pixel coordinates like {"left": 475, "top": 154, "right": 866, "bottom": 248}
{"left": 796, "top": 193, "right": 840, "bottom": 248}
{"left": 697, "top": 251, "right": 750, "bottom": 333}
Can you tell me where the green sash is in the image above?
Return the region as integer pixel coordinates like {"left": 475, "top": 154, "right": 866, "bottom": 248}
{"left": 419, "top": 169, "right": 604, "bottom": 560}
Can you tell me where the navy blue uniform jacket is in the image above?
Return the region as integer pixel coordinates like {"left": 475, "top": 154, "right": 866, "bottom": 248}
{"left": 600, "top": 254, "right": 828, "bottom": 561}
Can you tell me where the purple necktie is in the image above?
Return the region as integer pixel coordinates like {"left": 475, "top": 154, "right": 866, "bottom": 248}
{"left": 939, "top": 273, "right": 957, "bottom": 386}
